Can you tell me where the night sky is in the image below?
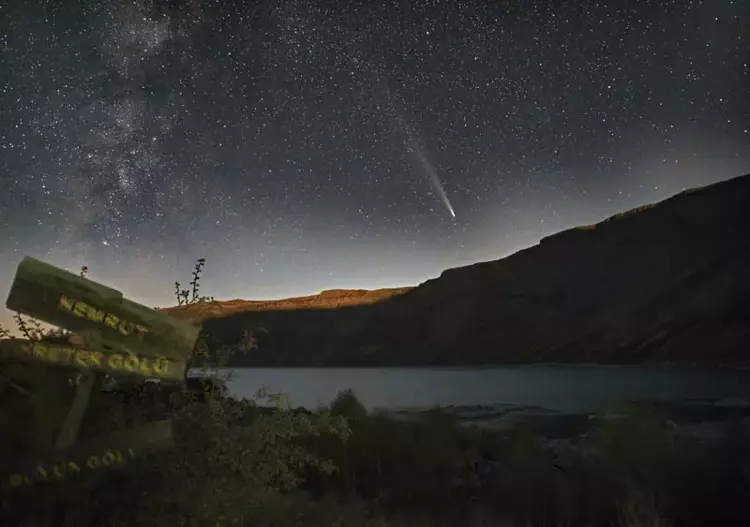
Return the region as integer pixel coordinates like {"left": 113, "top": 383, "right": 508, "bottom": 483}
{"left": 1, "top": 0, "right": 748, "bottom": 329}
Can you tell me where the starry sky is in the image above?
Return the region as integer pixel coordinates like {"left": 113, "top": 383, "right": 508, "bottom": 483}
{"left": 1, "top": 0, "right": 748, "bottom": 330}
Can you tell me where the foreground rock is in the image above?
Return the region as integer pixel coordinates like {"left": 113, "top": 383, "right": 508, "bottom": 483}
{"left": 165, "top": 173, "right": 750, "bottom": 366}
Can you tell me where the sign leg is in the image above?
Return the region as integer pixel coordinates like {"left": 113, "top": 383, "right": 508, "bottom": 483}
{"left": 54, "top": 370, "right": 97, "bottom": 450}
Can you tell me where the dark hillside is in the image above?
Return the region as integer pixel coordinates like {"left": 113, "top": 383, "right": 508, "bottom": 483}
{"left": 164, "top": 174, "right": 750, "bottom": 366}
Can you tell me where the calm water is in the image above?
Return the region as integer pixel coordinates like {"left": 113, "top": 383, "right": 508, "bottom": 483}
{"left": 220, "top": 366, "right": 750, "bottom": 416}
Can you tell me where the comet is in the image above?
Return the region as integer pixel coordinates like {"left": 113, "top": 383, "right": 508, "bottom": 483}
{"left": 414, "top": 141, "right": 456, "bottom": 219}
{"left": 342, "top": 50, "right": 457, "bottom": 219}
{"left": 392, "top": 109, "right": 457, "bottom": 219}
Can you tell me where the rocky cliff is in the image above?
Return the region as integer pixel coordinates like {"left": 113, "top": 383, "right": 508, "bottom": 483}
{"left": 164, "top": 173, "right": 750, "bottom": 366}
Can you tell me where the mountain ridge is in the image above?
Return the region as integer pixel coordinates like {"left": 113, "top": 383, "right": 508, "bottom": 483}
{"left": 166, "top": 173, "right": 750, "bottom": 366}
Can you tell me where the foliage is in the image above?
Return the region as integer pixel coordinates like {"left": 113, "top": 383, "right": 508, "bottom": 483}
{"left": 300, "top": 394, "right": 750, "bottom": 526}
{"left": 329, "top": 389, "right": 368, "bottom": 421}
{"left": 13, "top": 312, "right": 46, "bottom": 341}
{"left": 78, "top": 396, "right": 350, "bottom": 526}
{"left": 3, "top": 378, "right": 750, "bottom": 526}
{"left": 175, "top": 257, "right": 214, "bottom": 306}
{"left": 173, "top": 258, "right": 267, "bottom": 386}
{"left": 591, "top": 406, "right": 681, "bottom": 491}
{"left": 588, "top": 405, "right": 683, "bottom": 524}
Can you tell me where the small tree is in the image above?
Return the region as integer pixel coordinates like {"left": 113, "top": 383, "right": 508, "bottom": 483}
{"left": 174, "top": 257, "right": 214, "bottom": 306}
{"left": 174, "top": 258, "right": 266, "bottom": 386}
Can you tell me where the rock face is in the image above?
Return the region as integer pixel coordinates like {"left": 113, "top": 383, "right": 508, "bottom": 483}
{"left": 165, "top": 174, "right": 750, "bottom": 366}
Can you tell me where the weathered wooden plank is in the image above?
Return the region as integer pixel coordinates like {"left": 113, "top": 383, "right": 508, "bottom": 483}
{"left": 0, "top": 339, "right": 186, "bottom": 382}
{"left": 54, "top": 371, "right": 97, "bottom": 450}
{"left": 5, "top": 256, "right": 201, "bottom": 363}
{"left": 2, "top": 420, "right": 174, "bottom": 489}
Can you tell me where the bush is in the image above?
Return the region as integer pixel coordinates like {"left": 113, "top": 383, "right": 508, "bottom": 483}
{"left": 587, "top": 405, "right": 693, "bottom": 526}
{"left": 329, "top": 389, "right": 368, "bottom": 421}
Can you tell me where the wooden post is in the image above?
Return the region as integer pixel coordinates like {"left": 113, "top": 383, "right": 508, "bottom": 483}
{"left": 54, "top": 370, "right": 97, "bottom": 450}
{"left": 56, "top": 374, "right": 96, "bottom": 527}
{"left": 54, "top": 336, "right": 95, "bottom": 449}
{"left": 54, "top": 335, "right": 95, "bottom": 527}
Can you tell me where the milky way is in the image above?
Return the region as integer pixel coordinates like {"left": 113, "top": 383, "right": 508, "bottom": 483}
{"left": 0, "top": 0, "right": 748, "bottom": 329}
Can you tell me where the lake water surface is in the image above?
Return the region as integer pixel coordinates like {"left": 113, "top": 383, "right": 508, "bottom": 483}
{"left": 222, "top": 366, "right": 750, "bottom": 419}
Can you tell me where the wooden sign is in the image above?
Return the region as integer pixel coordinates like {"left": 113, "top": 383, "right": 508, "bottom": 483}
{"left": 0, "top": 339, "right": 185, "bottom": 382}
{"left": 5, "top": 256, "right": 201, "bottom": 365}
{"left": 2, "top": 420, "right": 174, "bottom": 489}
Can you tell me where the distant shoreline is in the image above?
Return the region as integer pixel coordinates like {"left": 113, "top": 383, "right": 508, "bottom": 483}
{"left": 213, "top": 361, "right": 750, "bottom": 372}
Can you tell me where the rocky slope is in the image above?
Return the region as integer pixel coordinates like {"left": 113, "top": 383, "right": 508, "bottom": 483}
{"left": 163, "top": 288, "right": 413, "bottom": 324}
{"left": 165, "top": 174, "right": 750, "bottom": 366}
